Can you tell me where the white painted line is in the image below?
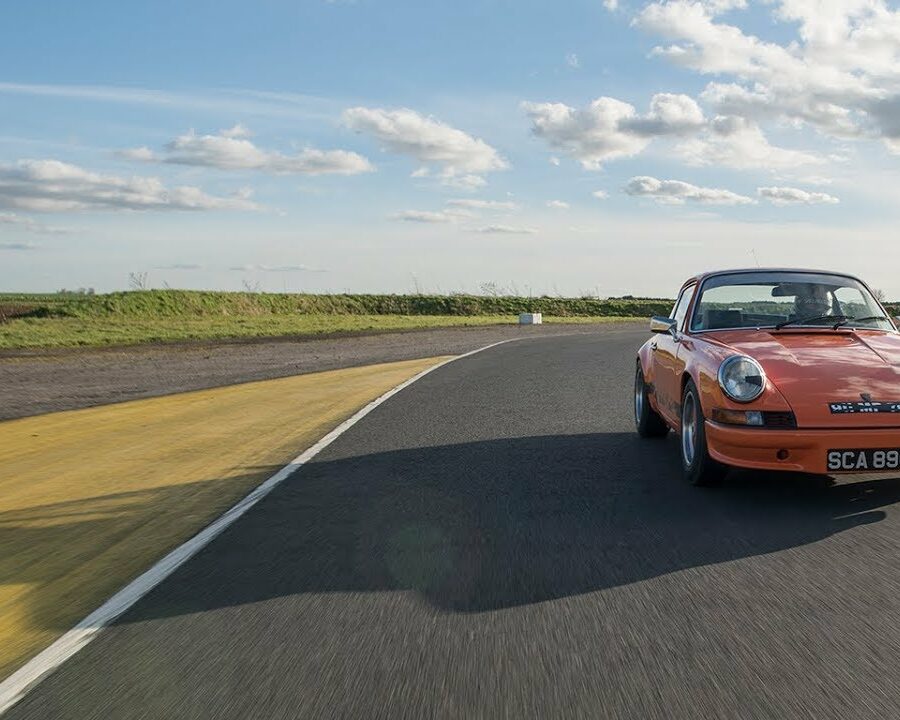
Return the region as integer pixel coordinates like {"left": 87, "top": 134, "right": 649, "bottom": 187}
{"left": 0, "top": 339, "right": 514, "bottom": 715}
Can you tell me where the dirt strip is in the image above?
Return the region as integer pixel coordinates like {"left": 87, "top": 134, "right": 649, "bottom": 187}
{"left": 0, "top": 322, "right": 644, "bottom": 421}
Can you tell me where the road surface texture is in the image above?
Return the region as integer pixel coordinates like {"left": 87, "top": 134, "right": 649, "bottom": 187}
{"left": 0, "top": 322, "right": 637, "bottom": 420}
{"left": 9, "top": 330, "right": 900, "bottom": 719}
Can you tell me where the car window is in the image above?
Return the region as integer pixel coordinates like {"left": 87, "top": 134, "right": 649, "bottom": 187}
{"left": 833, "top": 286, "right": 874, "bottom": 319}
{"left": 670, "top": 284, "right": 695, "bottom": 332}
{"left": 690, "top": 271, "right": 892, "bottom": 331}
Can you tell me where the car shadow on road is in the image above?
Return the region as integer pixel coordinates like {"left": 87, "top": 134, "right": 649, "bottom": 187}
{"left": 119, "top": 432, "right": 900, "bottom": 620}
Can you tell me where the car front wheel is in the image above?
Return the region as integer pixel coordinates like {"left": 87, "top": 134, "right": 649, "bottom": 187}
{"left": 680, "top": 379, "right": 726, "bottom": 486}
{"left": 634, "top": 363, "right": 668, "bottom": 438}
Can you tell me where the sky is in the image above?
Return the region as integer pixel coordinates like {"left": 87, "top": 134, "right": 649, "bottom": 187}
{"left": 2, "top": 0, "right": 900, "bottom": 297}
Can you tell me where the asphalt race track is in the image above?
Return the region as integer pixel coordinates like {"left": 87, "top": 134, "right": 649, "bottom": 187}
{"left": 10, "top": 330, "right": 900, "bottom": 719}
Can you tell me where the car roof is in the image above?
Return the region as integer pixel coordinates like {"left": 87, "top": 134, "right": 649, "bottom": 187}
{"left": 679, "top": 268, "right": 868, "bottom": 292}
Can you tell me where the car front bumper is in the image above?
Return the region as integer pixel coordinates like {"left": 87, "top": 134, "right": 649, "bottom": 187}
{"left": 705, "top": 421, "right": 900, "bottom": 474}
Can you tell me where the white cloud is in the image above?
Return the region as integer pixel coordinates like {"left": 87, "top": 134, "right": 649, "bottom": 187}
{"left": 0, "top": 159, "right": 259, "bottom": 213}
{"left": 700, "top": 83, "right": 863, "bottom": 139}
{"left": 869, "top": 97, "right": 900, "bottom": 152}
{"left": 472, "top": 224, "right": 539, "bottom": 234}
{"left": 154, "top": 263, "right": 204, "bottom": 270}
{"left": 229, "top": 264, "right": 324, "bottom": 272}
{"left": 624, "top": 93, "right": 706, "bottom": 136}
{"left": 604, "top": 0, "right": 619, "bottom": 10}
{"left": 392, "top": 198, "right": 516, "bottom": 223}
{"left": 788, "top": 175, "right": 834, "bottom": 186}
{"left": 221, "top": 123, "right": 251, "bottom": 139}
{"left": 635, "top": 0, "right": 826, "bottom": 85}
{"left": 633, "top": 0, "right": 900, "bottom": 152}
{"left": 522, "top": 93, "right": 704, "bottom": 168}
{"left": 593, "top": 190, "right": 609, "bottom": 200}
{"left": 0, "top": 240, "right": 35, "bottom": 251}
{"left": 676, "top": 116, "right": 823, "bottom": 169}
{"left": 522, "top": 98, "right": 648, "bottom": 168}
{"left": 343, "top": 107, "right": 507, "bottom": 185}
{"left": 757, "top": 186, "right": 840, "bottom": 205}
{"left": 625, "top": 176, "right": 756, "bottom": 205}
{"left": 566, "top": 53, "right": 580, "bottom": 68}
{"left": 117, "top": 146, "right": 157, "bottom": 162}
{"left": 547, "top": 200, "right": 570, "bottom": 209}
{"left": 440, "top": 174, "right": 488, "bottom": 190}
{"left": 390, "top": 210, "right": 461, "bottom": 223}
{"left": 124, "top": 126, "right": 373, "bottom": 176}
{"left": 446, "top": 198, "right": 518, "bottom": 211}
{"left": 0, "top": 211, "right": 70, "bottom": 234}
{"left": 0, "top": 82, "right": 339, "bottom": 122}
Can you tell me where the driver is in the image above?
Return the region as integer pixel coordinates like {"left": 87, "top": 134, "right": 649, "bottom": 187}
{"left": 794, "top": 284, "right": 832, "bottom": 318}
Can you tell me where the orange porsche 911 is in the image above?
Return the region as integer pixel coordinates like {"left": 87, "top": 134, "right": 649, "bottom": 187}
{"left": 635, "top": 269, "right": 900, "bottom": 485}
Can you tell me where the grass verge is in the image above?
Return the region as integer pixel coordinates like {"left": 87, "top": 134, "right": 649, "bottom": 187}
{"left": 0, "top": 314, "right": 644, "bottom": 350}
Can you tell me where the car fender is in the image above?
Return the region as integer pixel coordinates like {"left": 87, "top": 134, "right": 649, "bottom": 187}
{"left": 679, "top": 337, "right": 794, "bottom": 420}
{"left": 637, "top": 339, "right": 655, "bottom": 380}
{"left": 636, "top": 339, "right": 661, "bottom": 405}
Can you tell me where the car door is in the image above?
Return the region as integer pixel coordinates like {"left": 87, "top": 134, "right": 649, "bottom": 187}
{"left": 651, "top": 283, "right": 696, "bottom": 425}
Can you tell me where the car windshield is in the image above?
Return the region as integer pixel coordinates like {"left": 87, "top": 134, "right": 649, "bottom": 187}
{"left": 690, "top": 271, "right": 893, "bottom": 332}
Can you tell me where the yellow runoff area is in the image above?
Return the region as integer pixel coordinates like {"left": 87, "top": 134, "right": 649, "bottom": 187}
{"left": 0, "top": 356, "right": 448, "bottom": 679}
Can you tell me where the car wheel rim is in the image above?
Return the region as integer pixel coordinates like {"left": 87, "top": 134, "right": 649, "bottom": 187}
{"left": 634, "top": 369, "right": 644, "bottom": 425}
{"left": 682, "top": 392, "right": 697, "bottom": 467}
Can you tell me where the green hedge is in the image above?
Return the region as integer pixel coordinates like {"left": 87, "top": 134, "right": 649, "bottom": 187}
{"left": 7, "top": 290, "right": 674, "bottom": 320}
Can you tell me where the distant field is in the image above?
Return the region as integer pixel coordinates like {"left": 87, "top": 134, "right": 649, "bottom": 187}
{"left": 0, "top": 291, "right": 662, "bottom": 350}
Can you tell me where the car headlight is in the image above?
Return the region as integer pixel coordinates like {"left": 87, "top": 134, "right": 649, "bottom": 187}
{"left": 717, "top": 355, "right": 766, "bottom": 403}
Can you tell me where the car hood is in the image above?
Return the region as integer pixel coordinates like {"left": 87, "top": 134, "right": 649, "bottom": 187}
{"left": 709, "top": 329, "right": 900, "bottom": 428}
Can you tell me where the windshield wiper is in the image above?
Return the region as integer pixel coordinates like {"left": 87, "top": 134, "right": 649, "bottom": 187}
{"left": 831, "top": 315, "right": 890, "bottom": 329}
{"left": 774, "top": 314, "right": 849, "bottom": 330}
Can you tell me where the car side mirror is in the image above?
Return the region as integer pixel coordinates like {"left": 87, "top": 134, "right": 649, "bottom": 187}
{"left": 650, "top": 316, "right": 677, "bottom": 335}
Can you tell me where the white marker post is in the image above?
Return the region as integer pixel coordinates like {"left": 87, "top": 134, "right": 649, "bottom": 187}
{"left": 518, "top": 312, "right": 542, "bottom": 325}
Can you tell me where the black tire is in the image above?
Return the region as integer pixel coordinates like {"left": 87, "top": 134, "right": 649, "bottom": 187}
{"left": 634, "top": 363, "right": 669, "bottom": 438}
{"left": 680, "top": 379, "right": 727, "bottom": 486}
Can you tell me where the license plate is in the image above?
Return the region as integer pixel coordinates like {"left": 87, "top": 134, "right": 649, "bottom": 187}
{"left": 827, "top": 448, "right": 900, "bottom": 472}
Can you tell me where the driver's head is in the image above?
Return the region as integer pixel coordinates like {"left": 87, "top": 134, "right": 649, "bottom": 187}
{"left": 795, "top": 284, "right": 831, "bottom": 316}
